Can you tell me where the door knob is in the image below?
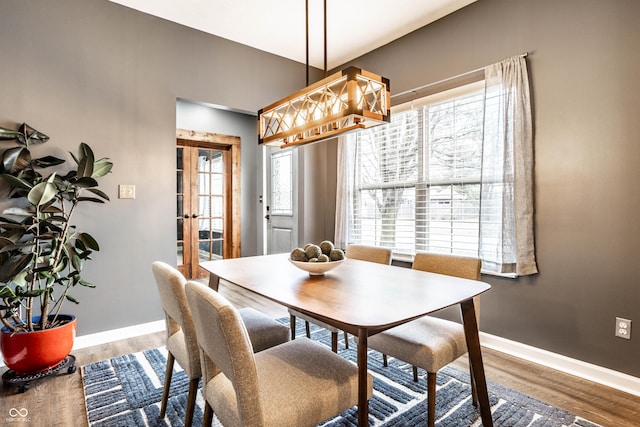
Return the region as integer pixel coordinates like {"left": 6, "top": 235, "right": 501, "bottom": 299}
{"left": 183, "top": 214, "right": 189, "bottom": 219}
{"left": 192, "top": 214, "right": 199, "bottom": 218}
{"left": 265, "top": 214, "right": 270, "bottom": 220}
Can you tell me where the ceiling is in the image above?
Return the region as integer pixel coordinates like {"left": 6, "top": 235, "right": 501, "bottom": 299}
{"left": 109, "top": 0, "right": 476, "bottom": 70}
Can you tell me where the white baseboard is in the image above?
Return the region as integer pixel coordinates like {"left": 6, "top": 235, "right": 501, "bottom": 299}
{"left": 3, "top": 321, "right": 639, "bottom": 398}
{"left": 72, "top": 320, "right": 166, "bottom": 350}
{"left": 480, "top": 332, "right": 640, "bottom": 397}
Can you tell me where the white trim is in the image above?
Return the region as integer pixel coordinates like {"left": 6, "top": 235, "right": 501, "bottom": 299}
{"left": 72, "top": 320, "right": 165, "bottom": 350}
{"left": 480, "top": 331, "right": 640, "bottom": 397}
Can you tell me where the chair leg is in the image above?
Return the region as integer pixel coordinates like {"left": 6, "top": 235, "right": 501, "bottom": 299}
{"left": 160, "top": 352, "right": 175, "bottom": 418}
{"left": 469, "top": 358, "right": 478, "bottom": 407}
{"left": 427, "top": 372, "right": 437, "bottom": 427}
{"left": 343, "top": 331, "right": 349, "bottom": 349}
{"left": 184, "top": 378, "right": 199, "bottom": 427}
{"left": 382, "top": 354, "right": 388, "bottom": 367}
{"left": 289, "top": 314, "right": 297, "bottom": 340}
{"left": 331, "top": 332, "right": 338, "bottom": 353}
{"left": 305, "top": 321, "right": 311, "bottom": 338}
{"left": 413, "top": 365, "right": 419, "bottom": 382}
{"left": 203, "top": 402, "right": 214, "bottom": 427}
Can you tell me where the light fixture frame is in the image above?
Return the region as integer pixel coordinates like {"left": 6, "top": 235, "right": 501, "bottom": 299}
{"left": 258, "top": 66, "right": 391, "bottom": 148}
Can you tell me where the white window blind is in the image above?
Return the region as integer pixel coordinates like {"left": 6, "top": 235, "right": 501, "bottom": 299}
{"left": 352, "top": 86, "right": 485, "bottom": 258}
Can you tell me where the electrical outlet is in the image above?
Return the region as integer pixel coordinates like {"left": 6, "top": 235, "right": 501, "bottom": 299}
{"left": 615, "top": 317, "right": 631, "bottom": 339}
{"left": 118, "top": 184, "right": 135, "bottom": 199}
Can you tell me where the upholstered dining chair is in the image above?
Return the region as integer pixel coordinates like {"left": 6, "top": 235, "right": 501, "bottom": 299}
{"left": 288, "top": 244, "right": 392, "bottom": 352}
{"left": 367, "top": 253, "right": 482, "bottom": 427}
{"left": 151, "top": 261, "right": 289, "bottom": 427}
{"left": 185, "top": 279, "right": 371, "bottom": 427}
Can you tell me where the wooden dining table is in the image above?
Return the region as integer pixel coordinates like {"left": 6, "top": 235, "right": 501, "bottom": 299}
{"left": 201, "top": 253, "right": 493, "bottom": 426}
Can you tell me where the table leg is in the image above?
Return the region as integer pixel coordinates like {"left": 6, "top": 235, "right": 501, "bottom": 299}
{"left": 461, "top": 299, "right": 493, "bottom": 427}
{"left": 357, "top": 329, "right": 368, "bottom": 426}
{"left": 208, "top": 273, "right": 220, "bottom": 292}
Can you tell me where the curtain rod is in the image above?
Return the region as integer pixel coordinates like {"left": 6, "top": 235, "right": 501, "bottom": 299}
{"left": 391, "top": 52, "right": 528, "bottom": 100}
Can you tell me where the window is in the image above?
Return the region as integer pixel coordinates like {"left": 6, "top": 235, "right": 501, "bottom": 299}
{"left": 338, "top": 56, "right": 537, "bottom": 276}
{"left": 270, "top": 149, "right": 293, "bottom": 215}
{"left": 352, "top": 83, "right": 484, "bottom": 259}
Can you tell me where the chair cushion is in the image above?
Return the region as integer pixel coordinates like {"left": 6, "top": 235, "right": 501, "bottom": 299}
{"left": 238, "top": 307, "right": 290, "bottom": 352}
{"left": 205, "top": 338, "right": 372, "bottom": 427}
{"left": 368, "top": 316, "right": 468, "bottom": 373}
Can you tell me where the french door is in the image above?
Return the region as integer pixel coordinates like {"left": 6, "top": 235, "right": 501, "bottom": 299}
{"left": 177, "top": 134, "right": 240, "bottom": 278}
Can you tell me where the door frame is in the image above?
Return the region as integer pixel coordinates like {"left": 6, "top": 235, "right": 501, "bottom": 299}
{"left": 177, "top": 128, "right": 241, "bottom": 265}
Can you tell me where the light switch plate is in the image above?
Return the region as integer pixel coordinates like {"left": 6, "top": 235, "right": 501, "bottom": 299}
{"left": 118, "top": 184, "right": 135, "bottom": 199}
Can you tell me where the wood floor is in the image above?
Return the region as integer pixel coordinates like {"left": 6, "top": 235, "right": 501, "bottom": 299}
{"left": 2, "top": 279, "right": 639, "bottom": 427}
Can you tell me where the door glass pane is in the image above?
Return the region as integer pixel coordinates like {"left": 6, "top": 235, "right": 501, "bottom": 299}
{"left": 212, "top": 173, "right": 223, "bottom": 195}
{"left": 199, "top": 195, "right": 210, "bottom": 218}
{"left": 211, "top": 151, "right": 223, "bottom": 172}
{"left": 212, "top": 196, "right": 223, "bottom": 217}
{"left": 198, "top": 173, "right": 210, "bottom": 195}
{"left": 177, "top": 241, "right": 184, "bottom": 266}
{"left": 177, "top": 218, "right": 184, "bottom": 241}
{"left": 198, "top": 149, "right": 212, "bottom": 172}
{"left": 199, "top": 218, "right": 211, "bottom": 240}
{"left": 212, "top": 218, "right": 223, "bottom": 236}
{"left": 177, "top": 147, "right": 183, "bottom": 169}
{"left": 177, "top": 195, "right": 183, "bottom": 217}
{"left": 198, "top": 241, "right": 211, "bottom": 262}
{"left": 212, "top": 239, "right": 223, "bottom": 258}
{"left": 177, "top": 170, "right": 183, "bottom": 193}
{"left": 271, "top": 150, "right": 293, "bottom": 215}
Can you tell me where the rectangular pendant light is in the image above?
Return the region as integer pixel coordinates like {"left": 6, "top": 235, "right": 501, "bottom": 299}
{"left": 258, "top": 66, "right": 390, "bottom": 148}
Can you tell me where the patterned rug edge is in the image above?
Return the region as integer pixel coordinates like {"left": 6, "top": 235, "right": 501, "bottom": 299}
{"left": 80, "top": 321, "right": 603, "bottom": 427}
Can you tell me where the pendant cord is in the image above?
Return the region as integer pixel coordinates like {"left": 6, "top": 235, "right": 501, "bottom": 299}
{"left": 324, "top": 0, "right": 327, "bottom": 76}
{"left": 305, "top": 0, "right": 309, "bottom": 86}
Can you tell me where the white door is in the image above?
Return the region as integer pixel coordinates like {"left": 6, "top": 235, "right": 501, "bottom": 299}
{"left": 265, "top": 147, "right": 298, "bottom": 254}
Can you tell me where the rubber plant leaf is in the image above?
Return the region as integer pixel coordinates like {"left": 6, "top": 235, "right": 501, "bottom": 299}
{"left": 33, "top": 155, "right": 66, "bottom": 168}
{"left": 91, "top": 158, "right": 113, "bottom": 178}
{"left": 76, "top": 143, "right": 94, "bottom": 178}
{"left": 78, "top": 279, "right": 96, "bottom": 288}
{"left": 0, "top": 126, "right": 21, "bottom": 141}
{"left": 2, "top": 146, "right": 31, "bottom": 174}
{"left": 71, "top": 255, "right": 82, "bottom": 272}
{"left": 65, "top": 294, "right": 80, "bottom": 304}
{"left": 0, "top": 173, "right": 33, "bottom": 191}
{"left": 28, "top": 180, "right": 57, "bottom": 207}
{"left": 0, "top": 253, "right": 33, "bottom": 282}
{"left": 73, "top": 177, "right": 98, "bottom": 188}
{"left": 77, "top": 232, "right": 100, "bottom": 251}
{"left": 17, "top": 123, "right": 49, "bottom": 146}
{"left": 87, "top": 188, "right": 110, "bottom": 201}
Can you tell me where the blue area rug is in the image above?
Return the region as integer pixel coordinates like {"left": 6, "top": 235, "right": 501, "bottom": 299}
{"left": 81, "top": 320, "right": 602, "bottom": 426}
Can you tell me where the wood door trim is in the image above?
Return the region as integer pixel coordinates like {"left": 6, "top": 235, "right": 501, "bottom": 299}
{"left": 177, "top": 129, "right": 241, "bottom": 261}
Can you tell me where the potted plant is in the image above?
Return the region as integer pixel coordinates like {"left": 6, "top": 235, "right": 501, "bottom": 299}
{"left": 0, "top": 122, "right": 112, "bottom": 375}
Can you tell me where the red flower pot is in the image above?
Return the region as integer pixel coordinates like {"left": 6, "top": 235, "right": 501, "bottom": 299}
{"left": 1, "top": 315, "right": 76, "bottom": 375}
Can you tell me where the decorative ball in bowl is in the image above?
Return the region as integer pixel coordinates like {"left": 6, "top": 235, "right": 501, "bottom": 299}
{"left": 289, "top": 258, "right": 346, "bottom": 276}
{"left": 289, "top": 241, "right": 346, "bottom": 275}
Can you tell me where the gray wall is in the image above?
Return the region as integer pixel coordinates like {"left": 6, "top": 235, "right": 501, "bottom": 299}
{"left": 334, "top": 0, "right": 640, "bottom": 377}
{"left": 0, "top": 0, "right": 311, "bottom": 335}
{"left": 2, "top": 0, "right": 639, "bottom": 379}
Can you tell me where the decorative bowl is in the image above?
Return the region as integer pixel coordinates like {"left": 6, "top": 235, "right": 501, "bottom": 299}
{"left": 289, "top": 258, "right": 346, "bottom": 276}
